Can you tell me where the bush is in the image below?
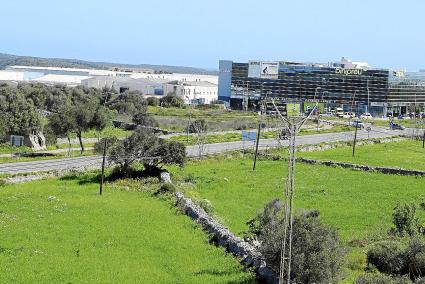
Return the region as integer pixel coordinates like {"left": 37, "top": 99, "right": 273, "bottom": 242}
{"left": 357, "top": 273, "right": 412, "bottom": 284}
{"left": 157, "top": 182, "right": 176, "bottom": 194}
{"left": 366, "top": 238, "right": 425, "bottom": 281}
{"left": 198, "top": 199, "right": 213, "bottom": 214}
{"left": 246, "top": 199, "right": 345, "bottom": 284}
{"left": 160, "top": 93, "right": 185, "bottom": 108}
{"left": 146, "top": 97, "right": 159, "bottom": 106}
{"left": 188, "top": 119, "right": 207, "bottom": 133}
{"left": 366, "top": 241, "right": 406, "bottom": 274}
{"left": 132, "top": 112, "right": 158, "bottom": 127}
{"left": 391, "top": 203, "right": 420, "bottom": 237}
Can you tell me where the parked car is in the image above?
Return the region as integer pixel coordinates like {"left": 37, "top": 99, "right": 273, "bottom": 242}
{"left": 351, "top": 120, "right": 365, "bottom": 128}
{"left": 397, "top": 114, "right": 411, "bottom": 120}
{"left": 343, "top": 112, "right": 356, "bottom": 119}
{"left": 360, "top": 113, "right": 373, "bottom": 119}
{"left": 335, "top": 108, "right": 344, "bottom": 117}
{"left": 390, "top": 123, "right": 405, "bottom": 130}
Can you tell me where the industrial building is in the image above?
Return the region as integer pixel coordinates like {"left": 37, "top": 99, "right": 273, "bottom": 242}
{"left": 218, "top": 58, "right": 425, "bottom": 117}
{"left": 0, "top": 65, "right": 218, "bottom": 104}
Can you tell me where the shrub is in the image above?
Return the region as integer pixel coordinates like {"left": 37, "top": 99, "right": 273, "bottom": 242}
{"left": 246, "top": 199, "right": 345, "bottom": 284}
{"left": 160, "top": 93, "right": 185, "bottom": 108}
{"left": 188, "top": 119, "right": 207, "bottom": 133}
{"left": 132, "top": 112, "right": 157, "bottom": 127}
{"left": 391, "top": 203, "right": 420, "bottom": 237}
{"left": 356, "top": 273, "right": 412, "bottom": 284}
{"left": 366, "top": 238, "right": 425, "bottom": 281}
{"left": 157, "top": 182, "right": 176, "bottom": 194}
{"left": 366, "top": 241, "right": 406, "bottom": 274}
{"left": 198, "top": 199, "right": 213, "bottom": 214}
{"left": 146, "top": 97, "right": 159, "bottom": 106}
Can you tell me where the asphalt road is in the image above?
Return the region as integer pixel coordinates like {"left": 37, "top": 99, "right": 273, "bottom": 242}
{"left": 0, "top": 127, "right": 402, "bottom": 175}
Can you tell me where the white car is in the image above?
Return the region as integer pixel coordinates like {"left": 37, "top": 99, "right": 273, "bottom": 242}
{"left": 360, "top": 113, "right": 373, "bottom": 119}
{"left": 342, "top": 112, "right": 356, "bottom": 119}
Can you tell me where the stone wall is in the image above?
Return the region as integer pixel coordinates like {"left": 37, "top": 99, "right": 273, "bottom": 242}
{"left": 175, "top": 192, "right": 277, "bottom": 283}
{"left": 297, "top": 157, "right": 425, "bottom": 177}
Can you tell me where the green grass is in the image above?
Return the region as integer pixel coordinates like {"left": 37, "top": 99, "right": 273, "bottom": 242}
{"left": 0, "top": 174, "right": 254, "bottom": 283}
{"left": 172, "top": 155, "right": 425, "bottom": 240}
{"left": 170, "top": 124, "right": 352, "bottom": 146}
{"left": 170, "top": 154, "right": 425, "bottom": 283}
{"left": 0, "top": 150, "right": 96, "bottom": 164}
{"left": 147, "top": 106, "right": 259, "bottom": 120}
{"left": 298, "top": 139, "right": 425, "bottom": 171}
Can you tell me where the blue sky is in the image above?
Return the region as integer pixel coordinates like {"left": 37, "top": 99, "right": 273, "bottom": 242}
{"left": 1, "top": 0, "right": 424, "bottom": 70}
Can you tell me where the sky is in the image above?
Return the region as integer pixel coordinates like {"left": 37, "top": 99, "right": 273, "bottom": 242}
{"left": 1, "top": 0, "right": 425, "bottom": 71}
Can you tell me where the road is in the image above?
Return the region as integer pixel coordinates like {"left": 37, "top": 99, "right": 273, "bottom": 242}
{"left": 0, "top": 127, "right": 402, "bottom": 175}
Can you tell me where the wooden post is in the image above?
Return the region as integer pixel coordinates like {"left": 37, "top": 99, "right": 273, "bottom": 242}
{"left": 99, "top": 139, "right": 107, "bottom": 195}
{"left": 352, "top": 124, "right": 358, "bottom": 157}
{"left": 253, "top": 122, "right": 262, "bottom": 171}
{"left": 422, "top": 130, "right": 425, "bottom": 149}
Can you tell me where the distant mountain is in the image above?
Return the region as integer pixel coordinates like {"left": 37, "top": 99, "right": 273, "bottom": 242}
{"left": 0, "top": 53, "right": 218, "bottom": 75}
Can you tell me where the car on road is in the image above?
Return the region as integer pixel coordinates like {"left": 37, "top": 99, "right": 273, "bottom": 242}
{"left": 360, "top": 113, "right": 373, "bottom": 119}
{"left": 351, "top": 120, "right": 365, "bottom": 128}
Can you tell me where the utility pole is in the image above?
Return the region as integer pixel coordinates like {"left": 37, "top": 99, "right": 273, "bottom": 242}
{"left": 253, "top": 101, "right": 265, "bottom": 171}
{"left": 422, "top": 130, "right": 425, "bottom": 149}
{"left": 99, "top": 138, "right": 107, "bottom": 196}
{"left": 352, "top": 124, "right": 358, "bottom": 157}
{"left": 270, "top": 100, "right": 318, "bottom": 284}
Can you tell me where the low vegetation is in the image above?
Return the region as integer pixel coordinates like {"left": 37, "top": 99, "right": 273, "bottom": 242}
{"left": 298, "top": 139, "right": 425, "bottom": 171}
{"left": 170, "top": 152, "right": 425, "bottom": 282}
{"left": 0, "top": 173, "right": 255, "bottom": 283}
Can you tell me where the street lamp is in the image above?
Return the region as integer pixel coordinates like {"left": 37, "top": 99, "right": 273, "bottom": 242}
{"left": 366, "top": 80, "right": 370, "bottom": 114}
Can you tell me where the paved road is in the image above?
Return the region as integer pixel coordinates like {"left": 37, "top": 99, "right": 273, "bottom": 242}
{"left": 0, "top": 127, "right": 402, "bottom": 174}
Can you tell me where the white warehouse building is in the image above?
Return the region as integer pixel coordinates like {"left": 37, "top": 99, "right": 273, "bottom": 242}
{"left": 163, "top": 81, "right": 218, "bottom": 104}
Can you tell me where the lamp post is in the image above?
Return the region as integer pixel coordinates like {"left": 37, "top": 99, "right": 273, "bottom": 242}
{"left": 366, "top": 80, "right": 370, "bottom": 115}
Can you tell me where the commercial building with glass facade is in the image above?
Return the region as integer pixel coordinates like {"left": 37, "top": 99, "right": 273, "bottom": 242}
{"left": 218, "top": 58, "right": 425, "bottom": 117}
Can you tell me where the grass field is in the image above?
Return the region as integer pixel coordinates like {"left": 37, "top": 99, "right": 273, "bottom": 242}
{"left": 298, "top": 139, "right": 425, "bottom": 171}
{"left": 170, "top": 125, "right": 353, "bottom": 146}
{"left": 0, "top": 174, "right": 254, "bottom": 283}
{"left": 0, "top": 150, "right": 96, "bottom": 164}
{"left": 170, "top": 154, "right": 425, "bottom": 282}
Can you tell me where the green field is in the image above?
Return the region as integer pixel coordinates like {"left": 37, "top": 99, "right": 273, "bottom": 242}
{"left": 298, "top": 139, "right": 425, "bottom": 171}
{"left": 0, "top": 175, "right": 254, "bottom": 283}
{"left": 172, "top": 155, "right": 425, "bottom": 240}
{"left": 0, "top": 150, "right": 96, "bottom": 164}
{"left": 171, "top": 153, "right": 425, "bottom": 282}
{"left": 170, "top": 125, "right": 352, "bottom": 146}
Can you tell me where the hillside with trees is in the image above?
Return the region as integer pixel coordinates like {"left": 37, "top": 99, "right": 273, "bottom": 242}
{"left": 0, "top": 52, "right": 217, "bottom": 75}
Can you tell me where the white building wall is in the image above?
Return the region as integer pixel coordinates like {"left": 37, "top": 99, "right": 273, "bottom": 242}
{"left": 163, "top": 83, "right": 218, "bottom": 104}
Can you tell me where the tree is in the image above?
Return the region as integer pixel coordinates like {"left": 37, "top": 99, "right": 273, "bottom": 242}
{"left": 188, "top": 119, "right": 207, "bottom": 159}
{"left": 245, "top": 199, "right": 345, "bottom": 284}
{"left": 108, "top": 90, "right": 146, "bottom": 115}
{"left": 160, "top": 93, "right": 185, "bottom": 108}
{"left": 0, "top": 84, "right": 43, "bottom": 136}
{"left": 108, "top": 128, "right": 185, "bottom": 176}
{"left": 132, "top": 112, "right": 157, "bottom": 127}
{"left": 91, "top": 106, "right": 114, "bottom": 141}
{"left": 48, "top": 106, "right": 75, "bottom": 155}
